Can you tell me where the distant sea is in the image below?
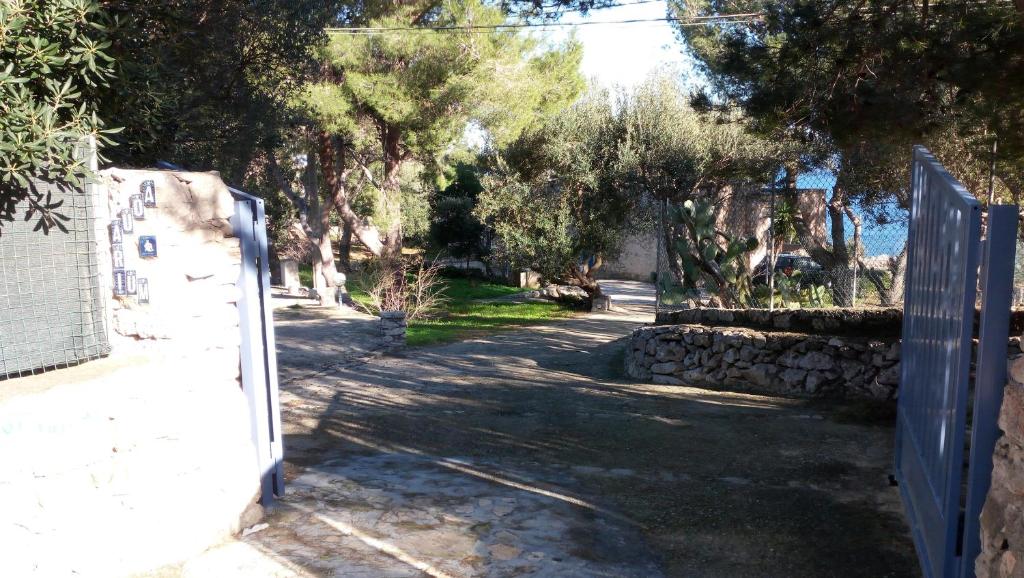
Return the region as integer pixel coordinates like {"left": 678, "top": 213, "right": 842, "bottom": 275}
{"left": 796, "top": 170, "right": 908, "bottom": 258}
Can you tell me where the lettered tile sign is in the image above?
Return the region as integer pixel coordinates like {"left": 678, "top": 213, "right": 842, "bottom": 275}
{"left": 120, "top": 209, "right": 134, "bottom": 234}
{"left": 138, "top": 236, "right": 157, "bottom": 258}
{"left": 130, "top": 194, "right": 145, "bottom": 220}
{"left": 110, "top": 220, "right": 123, "bottom": 244}
{"left": 111, "top": 244, "right": 125, "bottom": 269}
{"left": 141, "top": 180, "right": 157, "bottom": 207}
{"left": 113, "top": 270, "right": 127, "bottom": 296}
{"left": 138, "top": 278, "right": 150, "bottom": 304}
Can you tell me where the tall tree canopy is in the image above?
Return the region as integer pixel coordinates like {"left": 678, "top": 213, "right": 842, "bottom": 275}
{"left": 670, "top": 0, "right": 1024, "bottom": 199}
{"left": 253, "top": 0, "right": 584, "bottom": 295}
{"left": 480, "top": 77, "right": 778, "bottom": 297}
{"left": 286, "top": 0, "right": 584, "bottom": 264}
{"left": 101, "top": 0, "right": 331, "bottom": 180}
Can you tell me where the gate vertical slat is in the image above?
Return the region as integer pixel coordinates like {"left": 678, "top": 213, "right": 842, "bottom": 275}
{"left": 960, "top": 206, "right": 1018, "bottom": 576}
{"left": 232, "top": 200, "right": 276, "bottom": 505}
{"left": 896, "top": 146, "right": 982, "bottom": 578}
{"left": 246, "top": 193, "right": 285, "bottom": 497}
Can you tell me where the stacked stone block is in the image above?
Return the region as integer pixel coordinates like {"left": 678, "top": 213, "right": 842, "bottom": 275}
{"left": 380, "top": 311, "right": 408, "bottom": 347}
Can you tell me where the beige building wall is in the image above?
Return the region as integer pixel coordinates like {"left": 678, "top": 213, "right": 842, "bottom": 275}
{"left": 599, "top": 229, "right": 659, "bottom": 281}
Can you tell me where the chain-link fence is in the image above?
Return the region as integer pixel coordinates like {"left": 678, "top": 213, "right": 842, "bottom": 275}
{"left": 655, "top": 171, "right": 910, "bottom": 312}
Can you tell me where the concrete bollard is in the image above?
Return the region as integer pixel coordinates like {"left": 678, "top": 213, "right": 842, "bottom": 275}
{"left": 280, "top": 259, "right": 300, "bottom": 295}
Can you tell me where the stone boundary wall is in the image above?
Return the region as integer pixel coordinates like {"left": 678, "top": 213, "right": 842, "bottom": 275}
{"left": 625, "top": 323, "right": 901, "bottom": 399}
{"left": 0, "top": 169, "right": 261, "bottom": 577}
{"left": 655, "top": 307, "right": 904, "bottom": 337}
{"left": 656, "top": 306, "right": 1024, "bottom": 338}
{"left": 978, "top": 349, "right": 1024, "bottom": 576}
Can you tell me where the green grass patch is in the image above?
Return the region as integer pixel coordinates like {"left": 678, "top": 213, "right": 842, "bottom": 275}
{"left": 300, "top": 267, "right": 572, "bottom": 345}
{"left": 298, "top": 263, "right": 314, "bottom": 288}
{"left": 407, "top": 300, "right": 574, "bottom": 346}
{"left": 437, "top": 277, "right": 527, "bottom": 304}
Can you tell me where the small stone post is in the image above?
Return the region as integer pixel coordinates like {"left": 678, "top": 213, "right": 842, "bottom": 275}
{"left": 379, "top": 311, "right": 407, "bottom": 348}
{"left": 280, "top": 259, "right": 300, "bottom": 295}
{"left": 592, "top": 294, "right": 612, "bottom": 312}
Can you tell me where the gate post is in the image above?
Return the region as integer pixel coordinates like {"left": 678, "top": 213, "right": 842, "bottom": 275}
{"left": 960, "top": 205, "right": 1019, "bottom": 577}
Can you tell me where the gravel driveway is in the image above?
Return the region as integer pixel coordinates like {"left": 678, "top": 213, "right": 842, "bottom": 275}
{"left": 173, "top": 280, "right": 918, "bottom": 577}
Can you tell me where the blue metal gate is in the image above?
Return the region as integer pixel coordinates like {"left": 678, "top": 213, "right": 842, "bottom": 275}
{"left": 895, "top": 146, "right": 1017, "bottom": 578}
{"left": 230, "top": 187, "right": 285, "bottom": 504}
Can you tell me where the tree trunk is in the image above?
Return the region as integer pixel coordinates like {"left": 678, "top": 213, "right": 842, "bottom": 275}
{"left": 564, "top": 265, "right": 602, "bottom": 298}
{"left": 859, "top": 244, "right": 908, "bottom": 307}
{"left": 268, "top": 147, "right": 335, "bottom": 302}
{"left": 884, "top": 246, "right": 908, "bottom": 305}
{"left": 380, "top": 124, "right": 405, "bottom": 259}
{"left": 302, "top": 147, "right": 340, "bottom": 306}
{"left": 339, "top": 220, "right": 353, "bottom": 272}
{"left": 826, "top": 187, "right": 854, "bottom": 306}
{"left": 662, "top": 221, "right": 687, "bottom": 286}
{"left": 316, "top": 131, "right": 387, "bottom": 257}
{"left": 789, "top": 165, "right": 855, "bottom": 307}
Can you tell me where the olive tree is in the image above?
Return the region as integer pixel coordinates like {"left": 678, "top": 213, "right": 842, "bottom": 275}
{"left": 0, "top": 0, "right": 117, "bottom": 234}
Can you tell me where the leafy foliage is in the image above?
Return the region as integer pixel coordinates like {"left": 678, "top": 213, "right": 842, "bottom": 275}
{"left": 671, "top": 0, "right": 1024, "bottom": 201}
{"left": 668, "top": 198, "right": 759, "bottom": 308}
{"left": 478, "top": 91, "right": 632, "bottom": 294}
{"left": 0, "top": 0, "right": 117, "bottom": 233}
{"left": 296, "top": 0, "right": 585, "bottom": 256}
{"left": 613, "top": 74, "right": 781, "bottom": 202}
{"left": 429, "top": 163, "right": 490, "bottom": 262}
{"left": 100, "top": 0, "right": 331, "bottom": 180}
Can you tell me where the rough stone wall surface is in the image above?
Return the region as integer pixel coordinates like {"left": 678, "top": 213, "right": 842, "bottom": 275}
{"left": 99, "top": 169, "right": 241, "bottom": 355}
{"left": 625, "top": 324, "right": 901, "bottom": 399}
{"left": 656, "top": 307, "right": 904, "bottom": 337}
{"left": 380, "top": 310, "right": 408, "bottom": 347}
{"left": 0, "top": 358, "right": 259, "bottom": 577}
{"left": 978, "top": 352, "right": 1024, "bottom": 577}
{"left": 0, "top": 168, "right": 259, "bottom": 577}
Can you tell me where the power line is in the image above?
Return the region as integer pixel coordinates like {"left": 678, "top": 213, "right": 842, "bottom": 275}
{"left": 325, "top": 13, "right": 763, "bottom": 34}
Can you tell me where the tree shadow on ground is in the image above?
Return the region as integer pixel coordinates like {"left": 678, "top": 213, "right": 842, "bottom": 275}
{"left": 270, "top": 307, "right": 920, "bottom": 577}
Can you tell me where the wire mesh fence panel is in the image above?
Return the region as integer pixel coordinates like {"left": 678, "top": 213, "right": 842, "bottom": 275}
{"left": 0, "top": 178, "right": 110, "bottom": 379}
{"left": 655, "top": 173, "right": 910, "bottom": 312}
{"left": 1012, "top": 230, "right": 1024, "bottom": 308}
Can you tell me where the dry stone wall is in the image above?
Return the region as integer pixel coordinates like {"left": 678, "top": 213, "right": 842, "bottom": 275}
{"left": 626, "top": 323, "right": 901, "bottom": 399}
{"left": 978, "top": 351, "right": 1024, "bottom": 577}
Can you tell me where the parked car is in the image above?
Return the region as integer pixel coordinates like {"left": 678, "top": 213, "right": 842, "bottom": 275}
{"left": 753, "top": 254, "right": 827, "bottom": 287}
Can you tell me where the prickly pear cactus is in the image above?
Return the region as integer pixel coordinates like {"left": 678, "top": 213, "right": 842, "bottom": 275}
{"left": 668, "top": 199, "right": 759, "bottom": 308}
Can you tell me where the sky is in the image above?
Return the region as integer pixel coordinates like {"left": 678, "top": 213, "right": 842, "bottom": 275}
{"left": 550, "top": 0, "right": 694, "bottom": 89}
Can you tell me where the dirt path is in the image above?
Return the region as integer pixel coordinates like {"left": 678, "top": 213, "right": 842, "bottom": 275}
{"left": 181, "top": 281, "right": 918, "bottom": 577}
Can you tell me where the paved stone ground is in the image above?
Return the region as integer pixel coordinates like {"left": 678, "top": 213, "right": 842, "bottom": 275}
{"left": 170, "top": 280, "right": 919, "bottom": 577}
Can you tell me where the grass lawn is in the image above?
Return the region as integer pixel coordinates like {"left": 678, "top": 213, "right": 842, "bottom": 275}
{"left": 297, "top": 264, "right": 576, "bottom": 345}
{"left": 407, "top": 299, "right": 575, "bottom": 346}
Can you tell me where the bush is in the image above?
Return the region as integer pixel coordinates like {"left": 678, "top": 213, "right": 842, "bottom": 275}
{"left": 1, "top": 0, "right": 117, "bottom": 233}
{"left": 361, "top": 257, "right": 447, "bottom": 320}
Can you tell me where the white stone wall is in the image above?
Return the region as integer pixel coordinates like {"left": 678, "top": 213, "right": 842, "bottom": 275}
{"left": 0, "top": 169, "right": 261, "bottom": 577}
